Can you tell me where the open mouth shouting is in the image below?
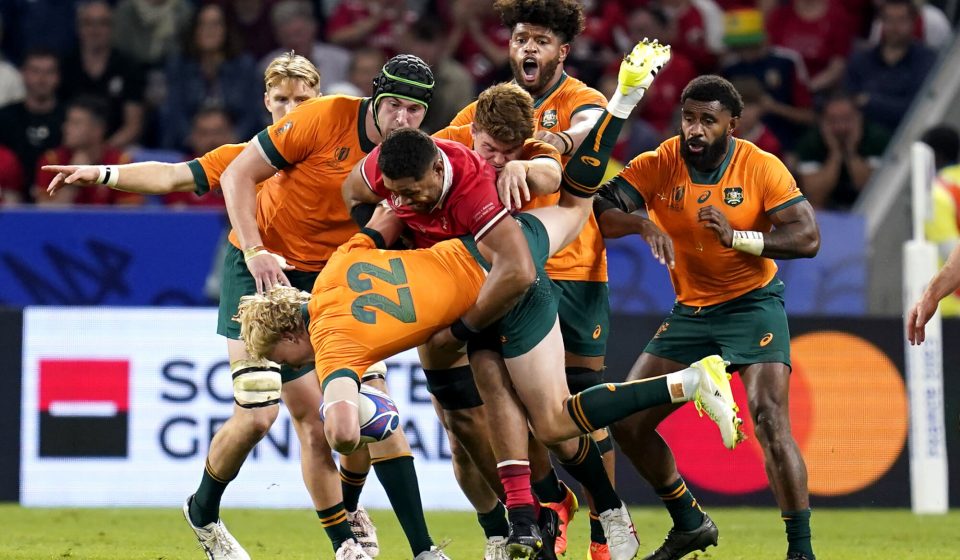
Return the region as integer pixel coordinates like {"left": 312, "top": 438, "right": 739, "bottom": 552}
{"left": 520, "top": 56, "right": 539, "bottom": 84}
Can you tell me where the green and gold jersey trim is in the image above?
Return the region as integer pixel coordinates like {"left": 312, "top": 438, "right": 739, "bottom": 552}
{"left": 767, "top": 195, "right": 806, "bottom": 216}
{"left": 187, "top": 159, "right": 210, "bottom": 196}
{"left": 532, "top": 72, "right": 568, "bottom": 109}
{"left": 256, "top": 129, "right": 291, "bottom": 170}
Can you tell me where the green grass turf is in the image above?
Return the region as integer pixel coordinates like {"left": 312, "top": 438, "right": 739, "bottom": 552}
{"left": 0, "top": 505, "right": 958, "bottom": 559}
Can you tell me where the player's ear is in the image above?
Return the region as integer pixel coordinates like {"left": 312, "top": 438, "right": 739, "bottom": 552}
{"left": 728, "top": 115, "right": 739, "bottom": 137}
{"left": 263, "top": 91, "right": 271, "bottom": 113}
{"left": 558, "top": 42, "right": 570, "bottom": 62}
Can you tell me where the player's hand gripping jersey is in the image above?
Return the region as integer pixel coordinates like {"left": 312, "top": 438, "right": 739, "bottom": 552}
{"left": 606, "top": 137, "right": 805, "bottom": 306}
{"left": 452, "top": 73, "right": 608, "bottom": 281}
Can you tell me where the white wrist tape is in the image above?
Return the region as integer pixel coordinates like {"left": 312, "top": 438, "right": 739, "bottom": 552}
{"left": 732, "top": 230, "right": 764, "bottom": 256}
{"left": 608, "top": 88, "right": 646, "bottom": 119}
{"left": 96, "top": 165, "right": 120, "bottom": 188}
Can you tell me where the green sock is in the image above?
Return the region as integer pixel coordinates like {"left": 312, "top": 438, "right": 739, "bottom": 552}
{"left": 373, "top": 455, "right": 433, "bottom": 554}
{"left": 477, "top": 501, "right": 509, "bottom": 539}
{"left": 317, "top": 503, "right": 354, "bottom": 552}
{"left": 783, "top": 509, "right": 815, "bottom": 558}
{"left": 589, "top": 513, "right": 606, "bottom": 544}
{"left": 562, "top": 110, "right": 626, "bottom": 197}
{"left": 558, "top": 436, "right": 621, "bottom": 513}
{"left": 532, "top": 469, "right": 565, "bottom": 504}
{"left": 189, "top": 461, "right": 233, "bottom": 526}
{"left": 656, "top": 477, "right": 704, "bottom": 531}
{"left": 566, "top": 377, "right": 671, "bottom": 433}
{"left": 339, "top": 466, "right": 368, "bottom": 513}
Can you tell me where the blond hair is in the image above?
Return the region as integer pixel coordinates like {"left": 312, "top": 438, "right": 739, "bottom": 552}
{"left": 235, "top": 285, "right": 311, "bottom": 359}
{"left": 263, "top": 51, "right": 321, "bottom": 93}
{"left": 474, "top": 83, "right": 535, "bottom": 147}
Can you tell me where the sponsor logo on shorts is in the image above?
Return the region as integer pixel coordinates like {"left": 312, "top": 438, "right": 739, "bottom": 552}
{"left": 540, "top": 109, "right": 558, "bottom": 129}
{"left": 592, "top": 325, "right": 602, "bottom": 339}
{"left": 760, "top": 332, "right": 774, "bottom": 347}
{"left": 580, "top": 155, "right": 601, "bottom": 167}
{"left": 500, "top": 335, "right": 508, "bottom": 344}
{"left": 723, "top": 186, "right": 744, "bottom": 207}
{"left": 697, "top": 191, "right": 711, "bottom": 203}
{"left": 654, "top": 321, "right": 669, "bottom": 338}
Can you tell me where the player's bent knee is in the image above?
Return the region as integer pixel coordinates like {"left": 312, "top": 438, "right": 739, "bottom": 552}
{"left": 232, "top": 359, "right": 282, "bottom": 409}
{"left": 323, "top": 401, "right": 362, "bottom": 454}
{"left": 424, "top": 365, "right": 484, "bottom": 410}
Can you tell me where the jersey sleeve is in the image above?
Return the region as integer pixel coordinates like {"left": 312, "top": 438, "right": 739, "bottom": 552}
{"left": 521, "top": 139, "right": 561, "bottom": 164}
{"left": 613, "top": 143, "right": 673, "bottom": 210}
{"left": 569, "top": 86, "right": 607, "bottom": 115}
{"left": 253, "top": 99, "right": 329, "bottom": 170}
{"left": 760, "top": 152, "right": 805, "bottom": 214}
{"left": 449, "top": 102, "right": 477, "bottom": 127}
{"left": 188, "top": 143, "right": 246, "bottom": 196}
{"left": 450, "top": 162, "right": 509, "bottom": 241}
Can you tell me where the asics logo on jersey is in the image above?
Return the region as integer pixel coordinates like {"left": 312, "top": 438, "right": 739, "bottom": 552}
{"left": 760, "top": 332, "right": 774, "bottom": 347}
{"left": 697, "top": 191, "right": 711, "bottom": 203}
{"left": 723, "top": 187, "right": 744, "bottom": 207}
{"left": 581, "top": 155, "right": 601, "bottom": 167}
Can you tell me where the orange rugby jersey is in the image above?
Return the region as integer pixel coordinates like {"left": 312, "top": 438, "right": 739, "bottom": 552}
{"left": 610, "top": 137, "right": 804, "bottom": 307}
{"left": 450, "top": 74, "right": 608, "bottom": 281}
{"left": 308, "top": 232, "right": 487, "bottom": 382}
{"left": 221, "top": 95, "right": 373, "bottom": 271}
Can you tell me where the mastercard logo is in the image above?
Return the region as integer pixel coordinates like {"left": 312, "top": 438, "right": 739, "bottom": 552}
{"left": 658, "top": 331, "right": 908, "bottom": 496}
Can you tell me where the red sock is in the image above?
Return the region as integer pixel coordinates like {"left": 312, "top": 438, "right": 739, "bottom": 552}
{"left": 497, "top": 461, "right": 535, "bottom": 510}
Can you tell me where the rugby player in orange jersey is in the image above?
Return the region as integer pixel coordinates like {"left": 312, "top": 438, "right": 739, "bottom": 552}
{"left": 596, "top": 75, "right": 820, "bottom": 560}
{"left": 44, "top": 53, "right": 445, "bottom": 560}
{"left": 449, "top": 2, "right": 664, "bottom": 557}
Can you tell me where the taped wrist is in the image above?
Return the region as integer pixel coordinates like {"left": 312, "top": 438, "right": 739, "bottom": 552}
{"left": 231, "top": 359, "right": 282, "bottom": 408}
{"left": 96, "top": 165, "right": 119, "bottom": 187}
{"left": 732, "top": 230, "right": 764, "bottom": 256}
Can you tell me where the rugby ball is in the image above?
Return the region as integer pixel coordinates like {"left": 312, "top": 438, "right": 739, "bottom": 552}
{"left": 358, "top": 385, "right": 402, "bottom": 443}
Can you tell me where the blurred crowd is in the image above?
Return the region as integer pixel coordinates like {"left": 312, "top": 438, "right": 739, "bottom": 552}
{"left": 0, "top": 0, "right": 956, "bottom": 211}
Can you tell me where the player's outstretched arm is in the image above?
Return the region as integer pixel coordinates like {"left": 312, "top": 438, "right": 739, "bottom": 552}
{"left": 908, "top": 243, "right": 960, "bottom": 345}
{"left": 43, "top": 162, "right": 195, "bottom": 197}
{"left": 497, "top": 158, "right": 561, "bottom": 210}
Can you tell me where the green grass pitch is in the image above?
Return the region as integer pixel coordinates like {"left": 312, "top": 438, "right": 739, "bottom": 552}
{"left": 1, "top": 505, "right": 958, "bottom": 559}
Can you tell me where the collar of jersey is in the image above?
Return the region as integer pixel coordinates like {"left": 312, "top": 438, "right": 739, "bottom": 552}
{"left": 430, "top": 147, "right": 455, "bottom": 211}
{"left": 686, "top": 137, "right": 737, "bottom": 185}
{"left": 528, "top": 72, "right": 568, "bottom": 109}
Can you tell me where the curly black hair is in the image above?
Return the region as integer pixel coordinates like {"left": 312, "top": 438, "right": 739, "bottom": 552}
{"left": 680, "top": 75, "right": 744, "bottom": 117}
{"left": 493, "top": 0, "right": 585, "bottom": 44}
{"left": 378, "top": 128, "right": 438, "bottom": 180}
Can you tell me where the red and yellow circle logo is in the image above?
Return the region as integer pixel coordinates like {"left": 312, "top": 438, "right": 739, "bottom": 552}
{"left": 658, "top": 332, "right": 908, "bottom": 496}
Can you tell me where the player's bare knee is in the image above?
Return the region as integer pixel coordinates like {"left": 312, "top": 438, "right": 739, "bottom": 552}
{"left": 752, "top": 406, "right": 789, "bottom": 445}
{"left": 444, "top": 407, "right": 487, "bottom": 442}
{"left": 239, "top": 405, "right": 279, "bottom": 438}
{"left": 325, "top": 422, "right": 361, "bottom": 455}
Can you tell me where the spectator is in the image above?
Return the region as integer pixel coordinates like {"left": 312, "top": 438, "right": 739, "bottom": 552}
{"left": 324, "top": 46, "right": 385, "bottom": 96}
{"left": 868, "top": 0, "right": 953, "bottom": 50}
{"left": 920, "top": 125, "right": 960, "bottom": 315}
{"left": 0, "top": 49, "right": 66, "bottom": 203}
{"left": 722, "top": 7, "right": 815, "bottom": 150}
{"left": 112, "top": 0, "right": 194, "bottom": 68}
{"left": 261, "top": 0, "right": 351, "bottom": 92}
{"left": 443, "top": 0, "right": 512, "bottom": 91}
{"left": 660, "top": 0, "right": 726, "bottom": 74}
{"left": 846, "top": 0, "right": 937, "bottom": 132}
{"left": 794, "top": 92, "right": 890, "bottom": 210}
{"left": 60, "top": 0, "right": 146, "bottom": 149}
{"left": 730, "top": 76, "right": 783, "bottom": 159}
{"left": 0, "top": 15, "right": 25, "bottom": 107}
{"left": 0, "top": 146, "right": 24, "bottom": 205}
{"left": 326, "top": 0, "right": 415, "bottom": 53}
{"left": 403, "top": 18, "right": 475, "bottom": 133}
{"left": 163, "top": 107, "right": 236, "bottom": 208}
{"left": 34, "top": 96, "right": 141, "bottom": 206}
{"left": 766, "top": 0, "right": 855, "bottom": 94}
{"left": 622, "top": 4, "right": 698, "bottom": 137}
{"left": 161, "top": 3, "right": 262, "bottom": 150}
{"left": 210, "top": 0, "right": 280, "bottom": 59}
